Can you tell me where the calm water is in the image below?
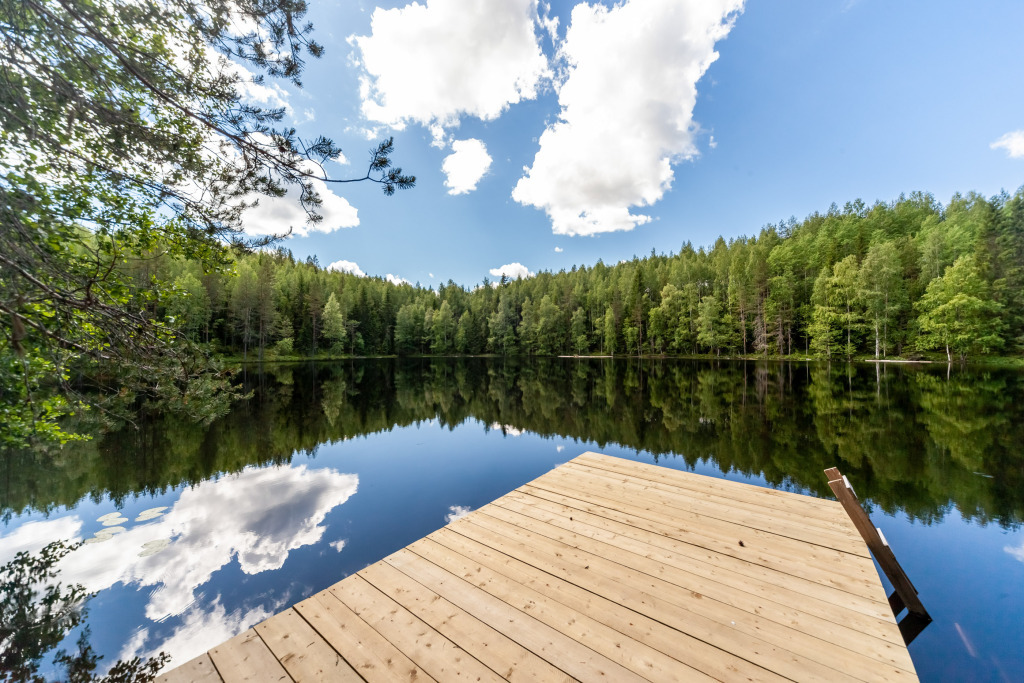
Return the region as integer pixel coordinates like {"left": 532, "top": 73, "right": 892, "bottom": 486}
{"left": 2, "top": 358, "right": 1023, "bottom": 681}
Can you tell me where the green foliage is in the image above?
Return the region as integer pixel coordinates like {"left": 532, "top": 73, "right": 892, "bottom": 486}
{"left": 603, "top": 305, "right": 618, "bottom": 355}
{"left": 166, "top": 273, "right": 211, "bottom": 342}
{"left": 831, "top": 255, "right": 862, "bottom": 359}
{"left": 916, "top": 257, "right": 1004, "bottom": 361}
{"left": 487, "top": 295, "right": 517, "bottom": 354}
{"left": 395, "top": 302, "right": 426, "bottom": 354}
{"left": 697, "top": 295, "right": 725, "bottom": 355}
{"left": 9, "top": 183, "right": 1022, "bottom": 443}
{"left": 0, "top": 351, "right": 85, "bottom": 448}
{"left": 0, "top": 0, "right": 413, "bottom": 443}
{"left": 162, "top": 188, "right": 1019, "bottom": 372}
{"left": 322, "top": 292, "right": 346, "bottom": 346}
{"left": 570, "top": 307, "right": 589, "bottom": 354}
{"left": 431, "top": 300, "right": 456, "bottom": 353}
{"left": 859, "top": 242, "right": 906, "bottom": 358}
{"left": 273, "top": 337, "right": 294, "bottom": 356}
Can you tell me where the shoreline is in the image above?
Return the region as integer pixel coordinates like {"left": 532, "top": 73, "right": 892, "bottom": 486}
{"left": 222, "top": 353, "right": 1021, "bottom": 366}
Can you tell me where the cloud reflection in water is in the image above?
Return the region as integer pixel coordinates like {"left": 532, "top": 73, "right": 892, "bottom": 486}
{"left": 1, "top": 463, "right": 358, "bottom": 667}
{"left": 62, "top": 464, "right": 358, "bottom": 622}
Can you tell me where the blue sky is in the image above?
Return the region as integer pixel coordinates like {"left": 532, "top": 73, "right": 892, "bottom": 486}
{"left": 239, "top": 0, "right": 1024, "bottom": 289}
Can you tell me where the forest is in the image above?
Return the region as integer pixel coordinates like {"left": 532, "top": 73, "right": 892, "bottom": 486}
{"left": 149, "top": 188, "right": 1024, "bottom": 364}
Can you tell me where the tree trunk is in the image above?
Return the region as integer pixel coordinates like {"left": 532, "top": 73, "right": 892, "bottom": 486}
{"left": 846, "top": 304, "right": 852, "bottom": 359}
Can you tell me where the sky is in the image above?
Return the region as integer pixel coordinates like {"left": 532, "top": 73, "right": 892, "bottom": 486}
{"left": 236, "top": 0, "right": 1024, "bottom": 289}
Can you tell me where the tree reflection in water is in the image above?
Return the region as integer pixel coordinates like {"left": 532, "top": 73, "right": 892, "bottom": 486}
{"left": 3, "top": 358, "right": 1022, "bottom": 529}
{"left": 0, "top": 541, "right": 167, "bottom": 682}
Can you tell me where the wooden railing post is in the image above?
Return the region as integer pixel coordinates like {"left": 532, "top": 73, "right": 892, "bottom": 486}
{"left": 824, "top": 467, "right": 932, "bottom": 643}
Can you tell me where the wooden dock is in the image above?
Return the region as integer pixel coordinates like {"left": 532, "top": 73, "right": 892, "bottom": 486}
{"left": 159, "top": 452, "right": 918, "bottom": 682}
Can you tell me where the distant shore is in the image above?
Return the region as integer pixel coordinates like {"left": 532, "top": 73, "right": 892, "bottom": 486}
{"left": 222, "top": 352, "right": 1023, "bottom": 367}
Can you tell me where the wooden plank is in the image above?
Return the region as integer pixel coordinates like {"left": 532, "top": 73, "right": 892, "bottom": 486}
{"left": 495, "top": 490, "right": 908, "bottom": 651}
{"left": 294, "top": 591, "right": 432, "bottom": 683}
{"left": 826, "top": 468, "right": 930, "bottom": 620}
{"left": 420, "top": 531, "right": 776, "bottom": 683}
{"left": 481, "top": 498, "right": 916, "bottom": 675}
{"left": 575, "top": 452, "right": 847, "bottom": 517}
{"left": 552, "top": 466, "right": 880, "bottom": 585}
{"left": 516, "top": 483, "right": 893, "bottom": 620}
{"left": 157, "top": 653, "right": 221, "bottom": 683}
{"left": 357, "top": 560, "right": 573, "bottom": 682}
{"left": 577, "top": 452, "right": 847, "bottom": 519}
{"left": 456, "top": 512, "right": 915, "bottom": 683}
{"left": 523, "top": 475, "right": 884, "bottom": 600}
{"left": 208, "top": 629, "right": 290, "bottom": 683}
{"left": 382, "top": 547, "right": 647, "bottom": 682}
{"left": 396, "top": 539, "right": 707, "bottom": 683}
{"left": 576, "top": 452, "right": 847, "bottom": 517}
{"left": 415, "top": 532, "right": 770, "bottom": 683}
{"left": 444, "top": 517, "right": 863, "bottom": 683}
{"left": 255, "top": 608, "right": 362, "bottom": 682}
{"left": 504, "top": 488, "right": 898, "bottom": 633}
{"left": 540, "top": 466, "right": 871, "bottom": 570}
{"left": 561, "top": 461, "right": 866, "bottom": 555}
{"left": 570, "top": 455, "right": 853, "bottom": 531}
{"left": 328, "top": 574, "right": 504, "bottom": 682}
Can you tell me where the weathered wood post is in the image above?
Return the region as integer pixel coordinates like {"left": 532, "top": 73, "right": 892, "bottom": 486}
{"left": 824, "top": 467, "right": 932, "bottom": 644}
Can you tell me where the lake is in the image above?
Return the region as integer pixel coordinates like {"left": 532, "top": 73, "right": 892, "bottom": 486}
{"left": 2, "top": 358, "right": 1022, "bottom": 681}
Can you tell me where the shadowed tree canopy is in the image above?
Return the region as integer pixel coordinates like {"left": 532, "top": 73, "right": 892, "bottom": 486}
{"left": 0, "top": 0, "right": 414, "bottom": 444}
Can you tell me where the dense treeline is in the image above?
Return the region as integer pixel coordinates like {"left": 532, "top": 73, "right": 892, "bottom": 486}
{"left": 6, "top": 359, "right": 1022, "bottom": 528}
{"left": 149, "top": 189, "right": 1024, "bottom": 362}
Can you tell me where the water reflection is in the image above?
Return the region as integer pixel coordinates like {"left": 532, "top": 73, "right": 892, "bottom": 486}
{"left": 1, "top": 463, "right": 357, "bottom": 666}
{"left": 68, "top": 464, "right": 356, "bottom": 620}
{"left": 4, "top": 358, "right": 1021, "bottom": 529}
{"left": 445, "top": 505, "right": 472, "bottom": 523}
{"left": 1005, "top": 540, "right": 1024, "bottom": 564}
{"left": 119, "top": 597, "right": 277, "bottom": 667}
{"left": 2, "top": 358, "right": 1022, "bottom": 680}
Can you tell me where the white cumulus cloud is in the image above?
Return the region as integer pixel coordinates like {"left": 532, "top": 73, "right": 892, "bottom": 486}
{"left": 223, "top": 59, "right": 292, "bottom": 115}
{"left": 442, "top": 139, "right": 493, "bottom": 194}
{"left": 386, "top": 273, "right": 411, "bottom": 286}
{"left": 327, "top": 261, "right": 410, "bottom": 286}
{"left": 242, "top": 161, "right": 359, "bottom": 237}
{"left": 554, "top": 246, "right": 563, "bottom": 253}
{"left": 352, "top": 0, "right": 549, "bottom": 141}
{"left": 327, "top": 260, "right": 367, "bottom": 277}
{"left": 200, "top": 130, "right": 355, "bottom": 240}
{"left": 512, "top": 0, "right": 744, "bottom": 236}
{"left": 489, "top": 262, "right": 534, "bottom": 280}
{"left": 991, "top": 130, "right": 1024, "bottom": 159}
